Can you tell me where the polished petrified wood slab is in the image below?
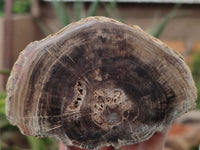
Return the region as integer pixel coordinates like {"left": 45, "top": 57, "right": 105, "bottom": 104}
{"left": 6, "top": 17, "right": 197, "bottom": 150}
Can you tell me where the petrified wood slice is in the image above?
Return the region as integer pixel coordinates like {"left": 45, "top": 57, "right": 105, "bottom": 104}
{"left": 6, "top": 17, "right": 197, "bottom": 149}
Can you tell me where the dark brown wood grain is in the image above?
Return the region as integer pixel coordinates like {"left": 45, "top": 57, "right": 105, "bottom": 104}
{"left": 6, "top": 17, "right": 197, "bottom": 150}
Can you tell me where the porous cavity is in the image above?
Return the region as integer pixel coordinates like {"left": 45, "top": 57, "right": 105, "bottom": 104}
{"left": 91, "top": 89, "right": 133, "bottom": 129}
{"left": 67, "top": 80, "right": 86, "bottom": 110}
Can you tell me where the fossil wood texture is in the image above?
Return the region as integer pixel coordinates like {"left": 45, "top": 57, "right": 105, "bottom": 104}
{"left": 6, "top": 17, "right": 197, "bottom": 150}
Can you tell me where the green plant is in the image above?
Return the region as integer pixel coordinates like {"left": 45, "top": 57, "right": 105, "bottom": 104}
{"left": 13, "top": 0, "right": 30, "bottom": 14}
{"left": 0, "top": 69, "right": 11, "bottom": 75}
{"left": 36, "top": 0, "right": 121, "bottom": 35}
{"left": 0, "top": 0, "right": 30, "bottom": 16}
{"left": 87, "top": 0, "right": 99, "bottom": 17}
{"left": 0, "top": 0, "right": 4, "bottom": 16}
{"left": 0, "top": 0, "right": 3, "bottom": 9}
{"left": 190, "top": 145, "right": 199, "bottom": 150}
{"left": 36, "top": 1, "right": 178, "bottom": 39}
{"left": 33, "top": 17, "right": 51, "bottom": 36}
{"left": 196, "top": 84, "right": 200, "bottom": 109}
{"left": 148, "top": 4, "right": 181, "bottom": 38}
{"left": 51, "top": 1, "right": 70, "bottom": 26}
{"left": 103, "top": 0, "right": 122, "bottom": 21}
{"left": 191, "top": 51, "right": 200, "bottom": 109}
{"left": 50, "top": 0, "right": 121, "bottom": 29}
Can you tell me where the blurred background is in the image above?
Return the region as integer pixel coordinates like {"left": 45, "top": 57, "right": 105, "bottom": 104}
{"left": 0, "top": 0, "right": 200, "bottom": 150}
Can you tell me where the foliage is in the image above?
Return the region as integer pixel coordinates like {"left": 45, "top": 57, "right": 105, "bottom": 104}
{"left": 37, "top": 1, "right": 178, "bottom": 39}
{"left": 36, "top": 0, "right": 121, "bottom": 35}
{"left": 0, "top": 0, "right": 30, "bottom": 16}
{"left": 87, "top": 0, "right": 99, "bottom": 17}
{"left": 149, "top": 4, "right": 181, "bottom": 38}
{"left": 0, "top": 92, "right": 58, "bottom": 150}
{"left": 0, "top": 0, "right": 3, "bottom": 9}
{"left": 0, "top": 92, "right": 6, "bottom": 115}
{"left": 33, "top": 17, "right": 51, "bottom": 36}
{"left": 13, "top": 0, "right": 30, "bottom": 14}
{"left": 190, "top": 145, "right": 199, "bottom": 150}
{"left": 52, "top": 0, "right": 121, "bottom": 23}
{"left": 51, "top": 1, "right": 70, "bottom": 26}
{"left": 0, "top": 69, "right": 11, "bottom": 75}
{"left": 43, "top": 0, "right": 120, "bottom": 32}
{"left": 0, "top": 0, "right": 3, "bottom": 16}
{"left": 103, "top": 0, "right": 122, "bottom": 22}
{"left": 191, "top": 51, "right": 200, "bottom": 109}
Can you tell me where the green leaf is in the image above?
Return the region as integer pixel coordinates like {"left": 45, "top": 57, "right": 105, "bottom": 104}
{"left": 73, "top": 1, "right": 84, "bottom": 21}
{"left": 51, "top": 1, "right": 70, "bottom": 26}
{"left": 103, "top": 1, "right": 122, "bottom": 21}
{"left": 0, "top": 117, "right": 10, "bottom": 130}
{"left": 0, "top": 92, "right": 6, "bottom": 100}
{"left": 33, "top": 17, "right": 51, "bottom": 36}
{"left": 0, "top": 69, "right": 11, "bottom": 75}
{"left": 0, "top": 92, "right": 6, "bottom": 116}
{"left": 0, "top": 11, "right": 4, "bottom": 17}
{"left": 26, "top": 136, "right": 46, "bottom": 150}
{"left": 149, "top": 4, "right": 181, "bottom": 38}
{"left": 13, "top": 0, "right": 30, "bottom": 14}
{"left": 191, "top": 51, "right": 200, "bottom": 110}
{"left": 0, "top": 102, "right": 6, "bottom": 116}
{"left": 87, "top": 0, "right": 99, "bottom": 17}
{"left": 0, "top": 117, "right": 10, "bottom": 129}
